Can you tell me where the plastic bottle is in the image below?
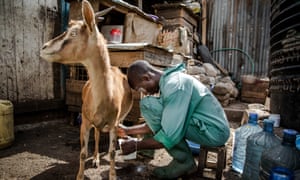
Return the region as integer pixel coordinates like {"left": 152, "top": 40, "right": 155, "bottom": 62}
{"left": 232, "top": 112, "right": 263, "bottom": 174}
{"left": 242, "top": 119, "right": 281, "bottom": 180}
{"left": 260, "top": 129, "right": 300, "bottom": 180}
{"left": 110, "top": 28, "right": 122, "bottom": 43}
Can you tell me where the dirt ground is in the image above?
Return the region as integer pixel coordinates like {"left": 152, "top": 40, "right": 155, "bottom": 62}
{"left": 0, "top": 118, "right": 242, "bottom": 180}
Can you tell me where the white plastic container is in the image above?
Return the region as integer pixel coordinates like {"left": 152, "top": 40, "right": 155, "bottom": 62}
{"left": 109, "top": 28, "right": 122, "bottom": 43}
{"left": 101, "top": 25, "right": 123, "bottom": 44}
{"left": 269, "top": 114, "right": 280, "bottom": 127}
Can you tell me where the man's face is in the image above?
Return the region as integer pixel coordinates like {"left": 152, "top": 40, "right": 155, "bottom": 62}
{"left": 133, "top": 76, "right": 158, "bottom": 95}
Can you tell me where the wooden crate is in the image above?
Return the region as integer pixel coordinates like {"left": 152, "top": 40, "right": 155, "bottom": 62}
{"left": 153, "top": 3, "right": 198, "bottom": 56}
{"left": 65, "top": 79, "right": 85, "bottom": 111}
{"left": 153, "top": 3, "right": 198, "bottom": 32}
{"left": 241, "top": 79, "right": 269, "bottom": 104}
{"left": 108, "top": 43, "right": 179, "bottom": 67}
{"left": 123, "top": 12, "right": 162, "bottom": 45}
{"left": 157, "top": 25, "right": 193, "bottom": 55}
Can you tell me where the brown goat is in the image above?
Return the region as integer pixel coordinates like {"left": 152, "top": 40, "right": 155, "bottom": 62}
{"left": 40, "top": 0, "right": 133, "bottom": 179}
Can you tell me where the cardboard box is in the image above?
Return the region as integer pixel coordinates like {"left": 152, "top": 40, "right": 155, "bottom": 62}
{"left": 124, "top": 13, "right": 162, "bottom": 45}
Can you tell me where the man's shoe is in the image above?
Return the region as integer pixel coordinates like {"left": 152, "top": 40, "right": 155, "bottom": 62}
{"left": 153, "top": 159, "right": 197, "bottom": 179}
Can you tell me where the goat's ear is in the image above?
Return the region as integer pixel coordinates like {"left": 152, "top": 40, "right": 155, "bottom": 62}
{"left": 82, "top": 0, "right": 95, "bottom": 33}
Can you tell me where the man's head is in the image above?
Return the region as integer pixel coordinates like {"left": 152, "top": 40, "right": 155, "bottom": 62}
{"left": 127, "top": 60, "right": 162, "bottom": 95}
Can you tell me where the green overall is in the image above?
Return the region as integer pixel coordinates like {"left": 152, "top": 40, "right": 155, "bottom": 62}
{"left": 140, "top": 64, "right": 230, "bottom": 179}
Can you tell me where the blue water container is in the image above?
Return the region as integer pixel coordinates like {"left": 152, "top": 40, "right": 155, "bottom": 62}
{"left": 260, "top": 129, "right": 300, "bottom": 180}
{"left": 269, "top": 167, "right": 294, "bottom": 180}
{"left": 232, "top": 113, "right": 263, "bottom": 174}
{"left": 242, "top": 119, "right": 281, "bottom": 180}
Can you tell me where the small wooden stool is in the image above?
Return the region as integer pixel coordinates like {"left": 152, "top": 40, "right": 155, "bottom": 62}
{"left": 198, "top": 145, "right": 227, "bottom": 180}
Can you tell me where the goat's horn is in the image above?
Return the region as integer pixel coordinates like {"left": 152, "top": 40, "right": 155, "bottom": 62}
{"left": 95, "top": 6, "right": 115, "bottom": 18}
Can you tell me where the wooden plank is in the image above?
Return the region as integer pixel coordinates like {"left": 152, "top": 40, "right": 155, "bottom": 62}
{"left": 241, "top": 96, "right": 266, "bottom": 104}
{"left": 99, "top": 0, "right": 159, "bottom": 23}
{"left": 157, "top": 26, "right": 193, "bottom": 55}
{"left": 110, "top": 51, "right": 144, "bottom": 67}
{"left": 14, "top": 0, "right": 25, "bottom": 101}
{"left": 67, "top": 105, "right": 81, "bottom": 112}
{"left": 65, "top": 80, "right": 85, "bottom": 107}
{"left": 16, "top": 0, "right": 39, "bottom": 100}
{"left": 124, "top": 13, "right": 162, "bottom": 45}
{"left": 143, "top": 46, "right": 175, "bottom": 67}
{"left": 202, "top": 0, "right": 207, "bottom": 44}
{"left": 241, "top": 81, "right": 268, "bottom": 103}
{"left": 0, "top": 0, "right": 18, "bottom": 101}
{"left": 39, "top": 0, "right": 57, "bottom": 100}
{"left": 153, "top": 4, "right": 198, "bottom": 27}
{"left": 0, "top": 0, "right": 57, "bottom": 102}
{"left": 163, "top": 18, "right": 194, "bottom": 32}
{"left": 241, "top": 91, "right": 266, "bottom": 99}
{"left": 66, "top": 92, "right": 82, "bottom": 107}
{"left": 66, "top": 79, "right": 86, "bottom": 94}
{"left": 109, "top": 45, "right": 176, "bottom": 67}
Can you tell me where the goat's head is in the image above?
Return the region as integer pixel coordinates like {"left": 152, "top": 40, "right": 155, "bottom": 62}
{"left": 40, "top": 0, "right": 113, "bottom": 64}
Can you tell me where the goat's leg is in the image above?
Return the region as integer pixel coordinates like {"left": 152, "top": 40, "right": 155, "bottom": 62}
{"left": 108, "top": 126, "right": 117, "bottom": 180}
{"left": 76, "top": 119, "right": 91, "bottom": 180}
{"left": 92, "top": 127, "right": 100, "bottom": 168}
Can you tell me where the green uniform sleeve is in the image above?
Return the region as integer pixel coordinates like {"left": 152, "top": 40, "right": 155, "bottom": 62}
{"left": 153, "top": 89, "right": 192, "bottom": 149}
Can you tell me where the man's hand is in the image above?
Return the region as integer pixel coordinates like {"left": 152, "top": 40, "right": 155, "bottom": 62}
{"left": 119, "top": 139, "right": 137, "bottom": 155}
{"left": 117, "top": 124, "right": 128, "bottom": 138}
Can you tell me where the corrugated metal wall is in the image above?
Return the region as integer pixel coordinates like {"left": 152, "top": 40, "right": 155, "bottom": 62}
{"left": 206, "top": 0, "right": 271, "bottom": 80}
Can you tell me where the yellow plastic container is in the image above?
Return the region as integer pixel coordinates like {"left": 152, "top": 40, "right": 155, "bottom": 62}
{"left": 0, "top": 100, "right": 14, "bottom": 149}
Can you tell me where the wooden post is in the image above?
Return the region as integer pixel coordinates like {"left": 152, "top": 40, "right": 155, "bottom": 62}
{"left": 201, "top": 0, "right": 207, "bottom": 45}
{"left": 137, "top": 0, "right": 142, "bottom": 10}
